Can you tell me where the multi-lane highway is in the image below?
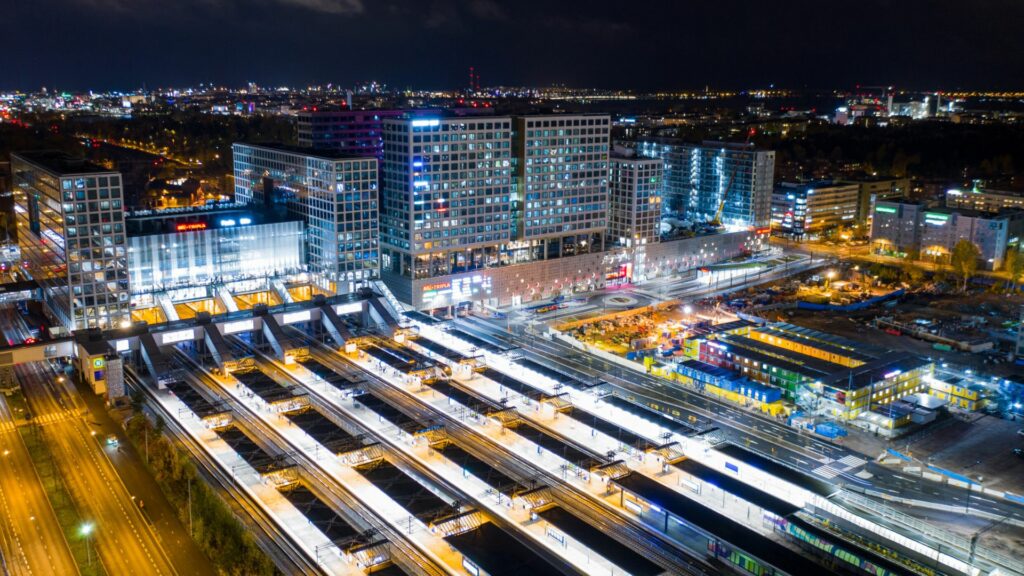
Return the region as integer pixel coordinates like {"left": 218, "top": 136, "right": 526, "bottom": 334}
{"left": 0, "top": 305, "right": 187, "bottom": 576}
{"left": 14, "top": 362, "right": 179, "bottom": 576}
{"left": 0, "top": 390, "right": 78, "bottom": 576}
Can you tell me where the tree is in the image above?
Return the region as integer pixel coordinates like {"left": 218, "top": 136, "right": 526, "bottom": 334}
{"left": 901, "top": 259, "right": 925, "bottom": 286}
{"left": 950, "top": 238, "right": 981, "bottom": 292}
{"left": 1005, "top": 248, "right": 1024, "bottom": 292}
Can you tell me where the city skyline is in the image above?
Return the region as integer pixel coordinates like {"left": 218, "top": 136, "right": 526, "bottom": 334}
{"left": 6, "top": 0, "right": 1024, "bottom": 92}
{"left": 3, "top": 8, "right": 1024, "bottom": 572}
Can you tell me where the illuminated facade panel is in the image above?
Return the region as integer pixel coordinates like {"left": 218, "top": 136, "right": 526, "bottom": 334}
{"left": 126, "top": 219, "right": 304, "bottom": 294}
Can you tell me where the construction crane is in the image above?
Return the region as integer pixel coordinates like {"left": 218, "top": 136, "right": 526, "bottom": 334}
{"left": 708, "top": 127, "right": 757, "bottom": 228}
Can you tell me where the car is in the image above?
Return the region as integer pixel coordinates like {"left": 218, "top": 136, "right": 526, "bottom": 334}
{"left": 1018, "top": 429, "right": 1024, "bottom": 437}
{"left": 105, "top": 434, "right": 119, "bottom": 447}
{"left": 1014, "top": 448, "right": 1024, "bottom": 459}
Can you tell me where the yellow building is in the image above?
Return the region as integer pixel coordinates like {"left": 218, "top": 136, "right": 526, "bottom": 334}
{"left": 928, "top": 376, "right": 988, "bottom": 411}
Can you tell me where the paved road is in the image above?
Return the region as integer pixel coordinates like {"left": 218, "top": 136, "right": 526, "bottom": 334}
{"left": 0, "top": 392, "right": 78, "bottom": 576}
{"left": 0, "top": 305, "right": 212, "bottom": 576}
{"left": 74, "top": 383, "right": 217, "bottom": 576}
{"left": 16, "top": 362, "right": 179, "bottom": 576}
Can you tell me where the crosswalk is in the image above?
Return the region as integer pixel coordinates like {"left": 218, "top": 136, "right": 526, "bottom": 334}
{"left": 813, "top": 455, "right": 867, "bottom": 479}
{"left": 31, "top": 411, "right": 75, "bottom": 426}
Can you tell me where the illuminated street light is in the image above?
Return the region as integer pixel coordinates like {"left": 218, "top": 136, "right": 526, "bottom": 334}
{"left": 80, "top": 522, "right": 94, "bottom": 566}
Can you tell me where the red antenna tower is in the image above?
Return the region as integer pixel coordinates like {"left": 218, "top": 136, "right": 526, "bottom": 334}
{"left": 468, "top": 66, "right": 475, "bottom": 92}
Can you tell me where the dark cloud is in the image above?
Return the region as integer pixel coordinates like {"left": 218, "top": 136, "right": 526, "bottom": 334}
{"left": 56, "top": 0, "right": 364, "bottom": 16}
{"left": 3, "top": 0, "right": 1024, "bottom": 91}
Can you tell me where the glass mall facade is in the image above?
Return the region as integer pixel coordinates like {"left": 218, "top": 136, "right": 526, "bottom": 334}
{"left": 126, "top": 218, "right": 304, "bottom": 295}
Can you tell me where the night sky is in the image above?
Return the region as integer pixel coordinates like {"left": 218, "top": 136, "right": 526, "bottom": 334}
{"left": 6, "top": 0, "right": 1024, "bottom": 91}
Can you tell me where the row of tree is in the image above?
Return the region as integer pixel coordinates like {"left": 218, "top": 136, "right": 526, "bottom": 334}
{"left": 124, "top": 412, "right": 279, "bottom": 576}
{"left": 900, "top": 239, "right": 1023, "bottom": 293}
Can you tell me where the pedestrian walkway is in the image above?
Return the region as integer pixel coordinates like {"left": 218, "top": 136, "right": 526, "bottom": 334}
{"left": 813, "top": 455, "right": 868, "bottom": 479}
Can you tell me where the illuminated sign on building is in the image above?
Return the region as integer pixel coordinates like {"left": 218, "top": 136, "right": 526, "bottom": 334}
{"left": 422, "top": 276, "right": 492, "bottom": 304}
{"left": 281, "top": 310, "right": 311, "bottom": 325}
{"left": 422, "top": 282, "right": 451, "bottom": 293}
{"left": 335, "top": 302, "right": 363, "bottom": 316}
{"left": 176, "top": 222, "right": 207, "bottom": 232}
{"left": 92, "top": 357, "right": 105, "bottom": 368}
{"left": 222, "top": 319, "right": 255, "bottom": 335}
{"left": 160, "top": 329, "right": 194, "bottom": 345}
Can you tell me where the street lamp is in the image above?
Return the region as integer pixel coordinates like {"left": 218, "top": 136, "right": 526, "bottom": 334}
{"left": 826, "top": 270, "right": 836, "bottom": 291}
{"left": 80, "top": 522, "right": 94, "bottom": 566}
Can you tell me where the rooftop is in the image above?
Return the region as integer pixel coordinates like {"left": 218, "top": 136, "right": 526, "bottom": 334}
{"left": 12, "top": 150, "right": 115, "bottom": 176}
{"left": 235, "top": 142, "right": 376, "bottom": 161}
{"left": 758, "top": 323, "right": 884, "bottom": 361}
{"left": 719, "top": 334, "right": 848, "bottom": 376}
{"left": 636, "top": 137, "right": 773, "bottom": 152}
{"left": 948, "top": 187, "right": 1024, "bottom": 198}
{"left": 776, "top": 180, "right": 859, "bottom": 191}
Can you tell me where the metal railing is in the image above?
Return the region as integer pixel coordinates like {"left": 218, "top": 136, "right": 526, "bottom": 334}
{"left": 839, "top": 489, "right": 1024, "bottom": 575}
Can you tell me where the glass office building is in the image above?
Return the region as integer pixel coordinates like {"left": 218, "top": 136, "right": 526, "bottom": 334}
{"left": 609, "top": 155, "right": 663, "bottom": 247}
{"left": 12, "top": 151, "right": 130, "bottom": 331}
{"left": 514, "top": 115, "right": 610, "bottom": 255}
{"left": 380, "top": 116, "right": 514, "bottom": 281}
{"left": 233, "top": 143, "right": 379, "bottom": 294}
{"left": 637, "top": 139, "right": 775, "bottom": 229}
{"left": 297, "top": 108, "right": 403, "bottom": 161}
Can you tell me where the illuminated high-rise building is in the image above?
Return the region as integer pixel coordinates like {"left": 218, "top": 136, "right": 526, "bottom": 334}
{"left": 12, "top": 151, "right": 130, "bottom": 331}
{"left": 373, "top": 114, "right": 760, "bottom": 309}
{"left": 609, "top": 155, "right": 663, "bottom": 247}
{"left": 637, "top": 139, "right": 775, "bottom": 228}
{"left": 232, "top": 143, "right": 379, "bottom": 293}
{"left": 513, "top": 114, "right": 611, "bottom": 255}
{"left": 379, "top": 116, "right": 513, "bottom": 304}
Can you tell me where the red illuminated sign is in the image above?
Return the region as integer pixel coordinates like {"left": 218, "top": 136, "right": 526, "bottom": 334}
{"left": 176, "top": 222, "right": 207, "bottom": 232}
